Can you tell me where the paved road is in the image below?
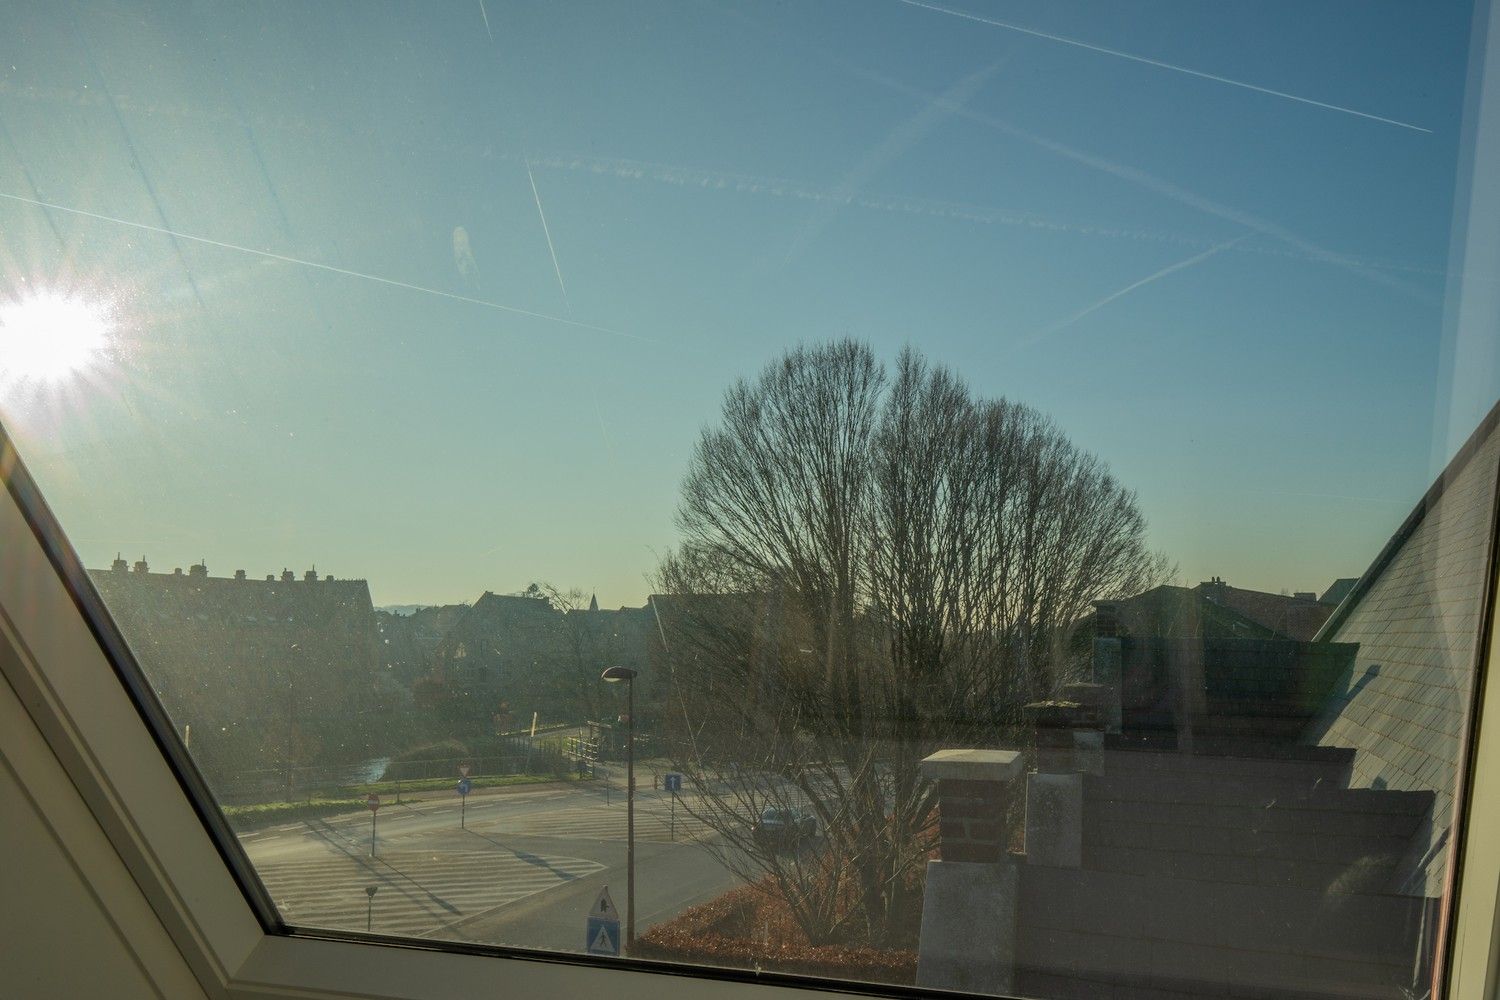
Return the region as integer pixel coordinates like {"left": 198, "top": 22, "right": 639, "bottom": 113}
{"left": 238, "top": 780, "right": 743, "bottom": 952}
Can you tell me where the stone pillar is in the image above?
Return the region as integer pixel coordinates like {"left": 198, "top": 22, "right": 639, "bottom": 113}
{"left": 1023, "top": 701, "right": 1101, "bottom": 868}
{"left": 1025, "top": 772, "right": 1083, "bottom": 868}
{"left": 1091, "top": 603, "right": 1124, "bottom": 735}
{"left": 1062, "top": 683, "right": 1107, "bottom": 776}
{"left": 916, "top": 750, "right": 1022, "bottom": 996}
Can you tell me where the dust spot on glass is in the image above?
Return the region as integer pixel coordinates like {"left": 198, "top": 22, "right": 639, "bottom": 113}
{"left": 453, "top": 226, "right": 478, "bottom": 285}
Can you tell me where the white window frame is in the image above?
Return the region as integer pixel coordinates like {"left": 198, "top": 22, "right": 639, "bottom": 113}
{"left": 7, "top": 2, "right": 1500, "bottom": 996}
{"left": 0, "top": 438, "right": 861, "bottom": 1000}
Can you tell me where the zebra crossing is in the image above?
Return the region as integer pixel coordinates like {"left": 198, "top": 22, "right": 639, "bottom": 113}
{"left": 488, "top": 799, "right": 713, "bottom": 843}
{"left": 253, "top": 849, "right": 603, "bottom": 939}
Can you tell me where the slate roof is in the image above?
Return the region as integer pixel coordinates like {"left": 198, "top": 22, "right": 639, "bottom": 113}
{"left": 1306, "top": 402, "right": 1500, "bottom": 896}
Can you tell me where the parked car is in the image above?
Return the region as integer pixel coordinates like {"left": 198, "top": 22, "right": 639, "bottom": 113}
{"left": 751, "top": 806, "right": 818, "bottom": 850}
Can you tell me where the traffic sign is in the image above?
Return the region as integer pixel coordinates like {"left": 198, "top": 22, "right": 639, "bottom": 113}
{"left": 591, "top": 885, "right": 620, "bottom": 921}
{"left": 587, "top": 916, "right": 621, "bottom": 956}
{"left": 586, "top": 886, "right": 621, "bottom": 956}
{"left": 664, "top": 772, "right": 683, "bottom": 793}
{"left": 457, "top": 777, "right": 472, "bottom": 797}
{"left": 458, "top": 762, "right": 471, "bottom": 778}
{"left": 366, "top": 793, "right": 380, "bottom": 812}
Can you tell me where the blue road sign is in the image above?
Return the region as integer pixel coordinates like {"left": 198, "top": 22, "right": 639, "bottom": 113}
{"left": 664, "top": 772, "right": 682, "bottom": 793}
{"left": 456, "top": 777, "right": 472, "bottom": 797}
{"left": 587, "top": 885, "right": 621, "bottom": 956}
{"left": 586, "top": 916, "right": 621, "bottom": 956}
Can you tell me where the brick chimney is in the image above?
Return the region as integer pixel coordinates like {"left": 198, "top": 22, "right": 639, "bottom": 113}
{"left": 920, "top": 750, "right": 1022, "bottom": 863}
{"left": 917, "top": 750, "right": 1024, "bottom": 995}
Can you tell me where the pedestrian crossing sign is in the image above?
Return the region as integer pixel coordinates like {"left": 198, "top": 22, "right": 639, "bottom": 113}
{"left": 587, "top": 915, "right": 621, "bottom": 956}
{"left": 586, "top": 886, "right": 621, "bottom": 956}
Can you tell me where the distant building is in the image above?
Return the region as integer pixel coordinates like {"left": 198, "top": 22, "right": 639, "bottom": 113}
{"left": 1095, "top": 576, "right": 1342, "bottom": 644}
{"left": 427, "top": 590, "right": 654, "bottom": 734}
{"left": 375, "top": 603, "right": 470, "bottom": 688}
{"left": 1319, "top": 576, "right": 1359, "bottom": 608}
{"left": 87, "top": 560, "right": 386, "bottom": 794}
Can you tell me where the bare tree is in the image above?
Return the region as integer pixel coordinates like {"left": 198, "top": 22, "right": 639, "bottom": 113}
{"left": 535, "top": 584, "right": 607, "bottom": 724}
{"left": 654, "top": 341, "right": 1167, "bottom": 946}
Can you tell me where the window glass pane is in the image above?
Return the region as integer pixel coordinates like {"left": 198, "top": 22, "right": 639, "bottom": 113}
{"left": 1, "top": 2, "right": 1495, "bottom": 997}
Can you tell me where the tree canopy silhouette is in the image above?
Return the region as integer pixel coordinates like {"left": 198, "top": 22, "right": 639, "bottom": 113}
{"left": 654, "top": 340, "right": 1168, "bottom": 945}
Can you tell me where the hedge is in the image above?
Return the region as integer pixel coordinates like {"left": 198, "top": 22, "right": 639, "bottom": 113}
{"left": 224, "top": 798, "right": 366, "bottom": 830}
{"left": 632, "top": 881, "right": 917, "bottom": 984}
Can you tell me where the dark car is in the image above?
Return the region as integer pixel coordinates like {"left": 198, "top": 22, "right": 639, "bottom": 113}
{"left": 751, "top": 807, "right": 818, "bottom": 849}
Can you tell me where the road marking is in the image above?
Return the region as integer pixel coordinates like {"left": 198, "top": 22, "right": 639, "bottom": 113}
{"left": 487, "top": 802, "right": 713, "bottom": 843}
{"left": 254, "top": 849, "right": 604, "bottom": 939}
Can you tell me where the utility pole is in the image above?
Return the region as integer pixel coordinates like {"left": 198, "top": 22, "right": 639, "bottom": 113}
{"left": 601, "top": 665, "right": 637, "bottom": 949}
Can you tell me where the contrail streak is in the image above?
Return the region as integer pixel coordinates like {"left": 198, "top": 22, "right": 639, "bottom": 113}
{"left": 893, "top": 0, "right": 1431, "bottom": 134}
{"left": 477, "top": 0, "right": 494, "bottom": 43}
{"left": 784, "top": 61, "right": 1001, "bottom": 264}
{"left": 0, "top": 70, "right": 1440, "bottom": 281}
{"left": 531, "top": 149, "right": 1440, "bottom": 278}
{"left": 1021, "top": 236, "right": 1245, "bottom": 346}
{"left": 834, "top": 58, "right": 1431, "bottom": 299}
{"left": 0, "top": 191, "right": 646, "bottom": 341}
{"left": 524, "top": 156, "right": 570, "bottom": 308}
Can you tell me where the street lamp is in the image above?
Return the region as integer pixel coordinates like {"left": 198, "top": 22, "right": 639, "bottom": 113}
{"left": 601, "top": 664, "right": 638, "bottom": 949}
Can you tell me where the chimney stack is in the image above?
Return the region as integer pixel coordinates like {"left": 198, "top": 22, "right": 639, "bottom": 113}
{"left": 920, "top": 750, "right": 1023, "bottom": 863}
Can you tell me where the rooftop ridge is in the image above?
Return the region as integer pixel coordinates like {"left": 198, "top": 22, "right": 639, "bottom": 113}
{"left": 1315, "top": 394, "right": 1500, "bottom": 641}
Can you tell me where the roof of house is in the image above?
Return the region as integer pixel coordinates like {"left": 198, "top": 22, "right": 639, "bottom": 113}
{"left": 1319, "top": 577, "right": 1360, "bottom": 608}
{"left": 1102, "top": 580, "right": 1336, "bottom": 642}
{"left": 1306, "top": 399, "right": 1500, "bottom": 896}
{"left": 1199, "top": 580, "right": 1336, "bottom": 642}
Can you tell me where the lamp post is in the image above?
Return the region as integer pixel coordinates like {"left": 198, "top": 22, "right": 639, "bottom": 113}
{"left": 601, "top": 665, "right": 637, "bottom": 949}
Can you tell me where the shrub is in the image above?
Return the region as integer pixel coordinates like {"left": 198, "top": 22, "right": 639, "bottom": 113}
{"left": 223, "top": 797, "right": 365, "bottom": 831}
{"left": 633, "top": 880, "right": 917, "bottom": 985}
{"left": 379, "top": 739, "right": 472, "bottom": 780}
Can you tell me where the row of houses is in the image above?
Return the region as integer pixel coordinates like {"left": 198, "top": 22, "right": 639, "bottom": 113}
{"left": 915, "top": 403, "right": 1500, "bottom": 998}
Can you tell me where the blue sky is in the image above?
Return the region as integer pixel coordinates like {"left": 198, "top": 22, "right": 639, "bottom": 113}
{"left": 0, "top": 0, "right": 1487, "bottom": 606}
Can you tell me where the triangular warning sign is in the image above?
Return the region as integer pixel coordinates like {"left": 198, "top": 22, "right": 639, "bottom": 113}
{"left": 591, "top": 886, "right": 619, "bottom": 921}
